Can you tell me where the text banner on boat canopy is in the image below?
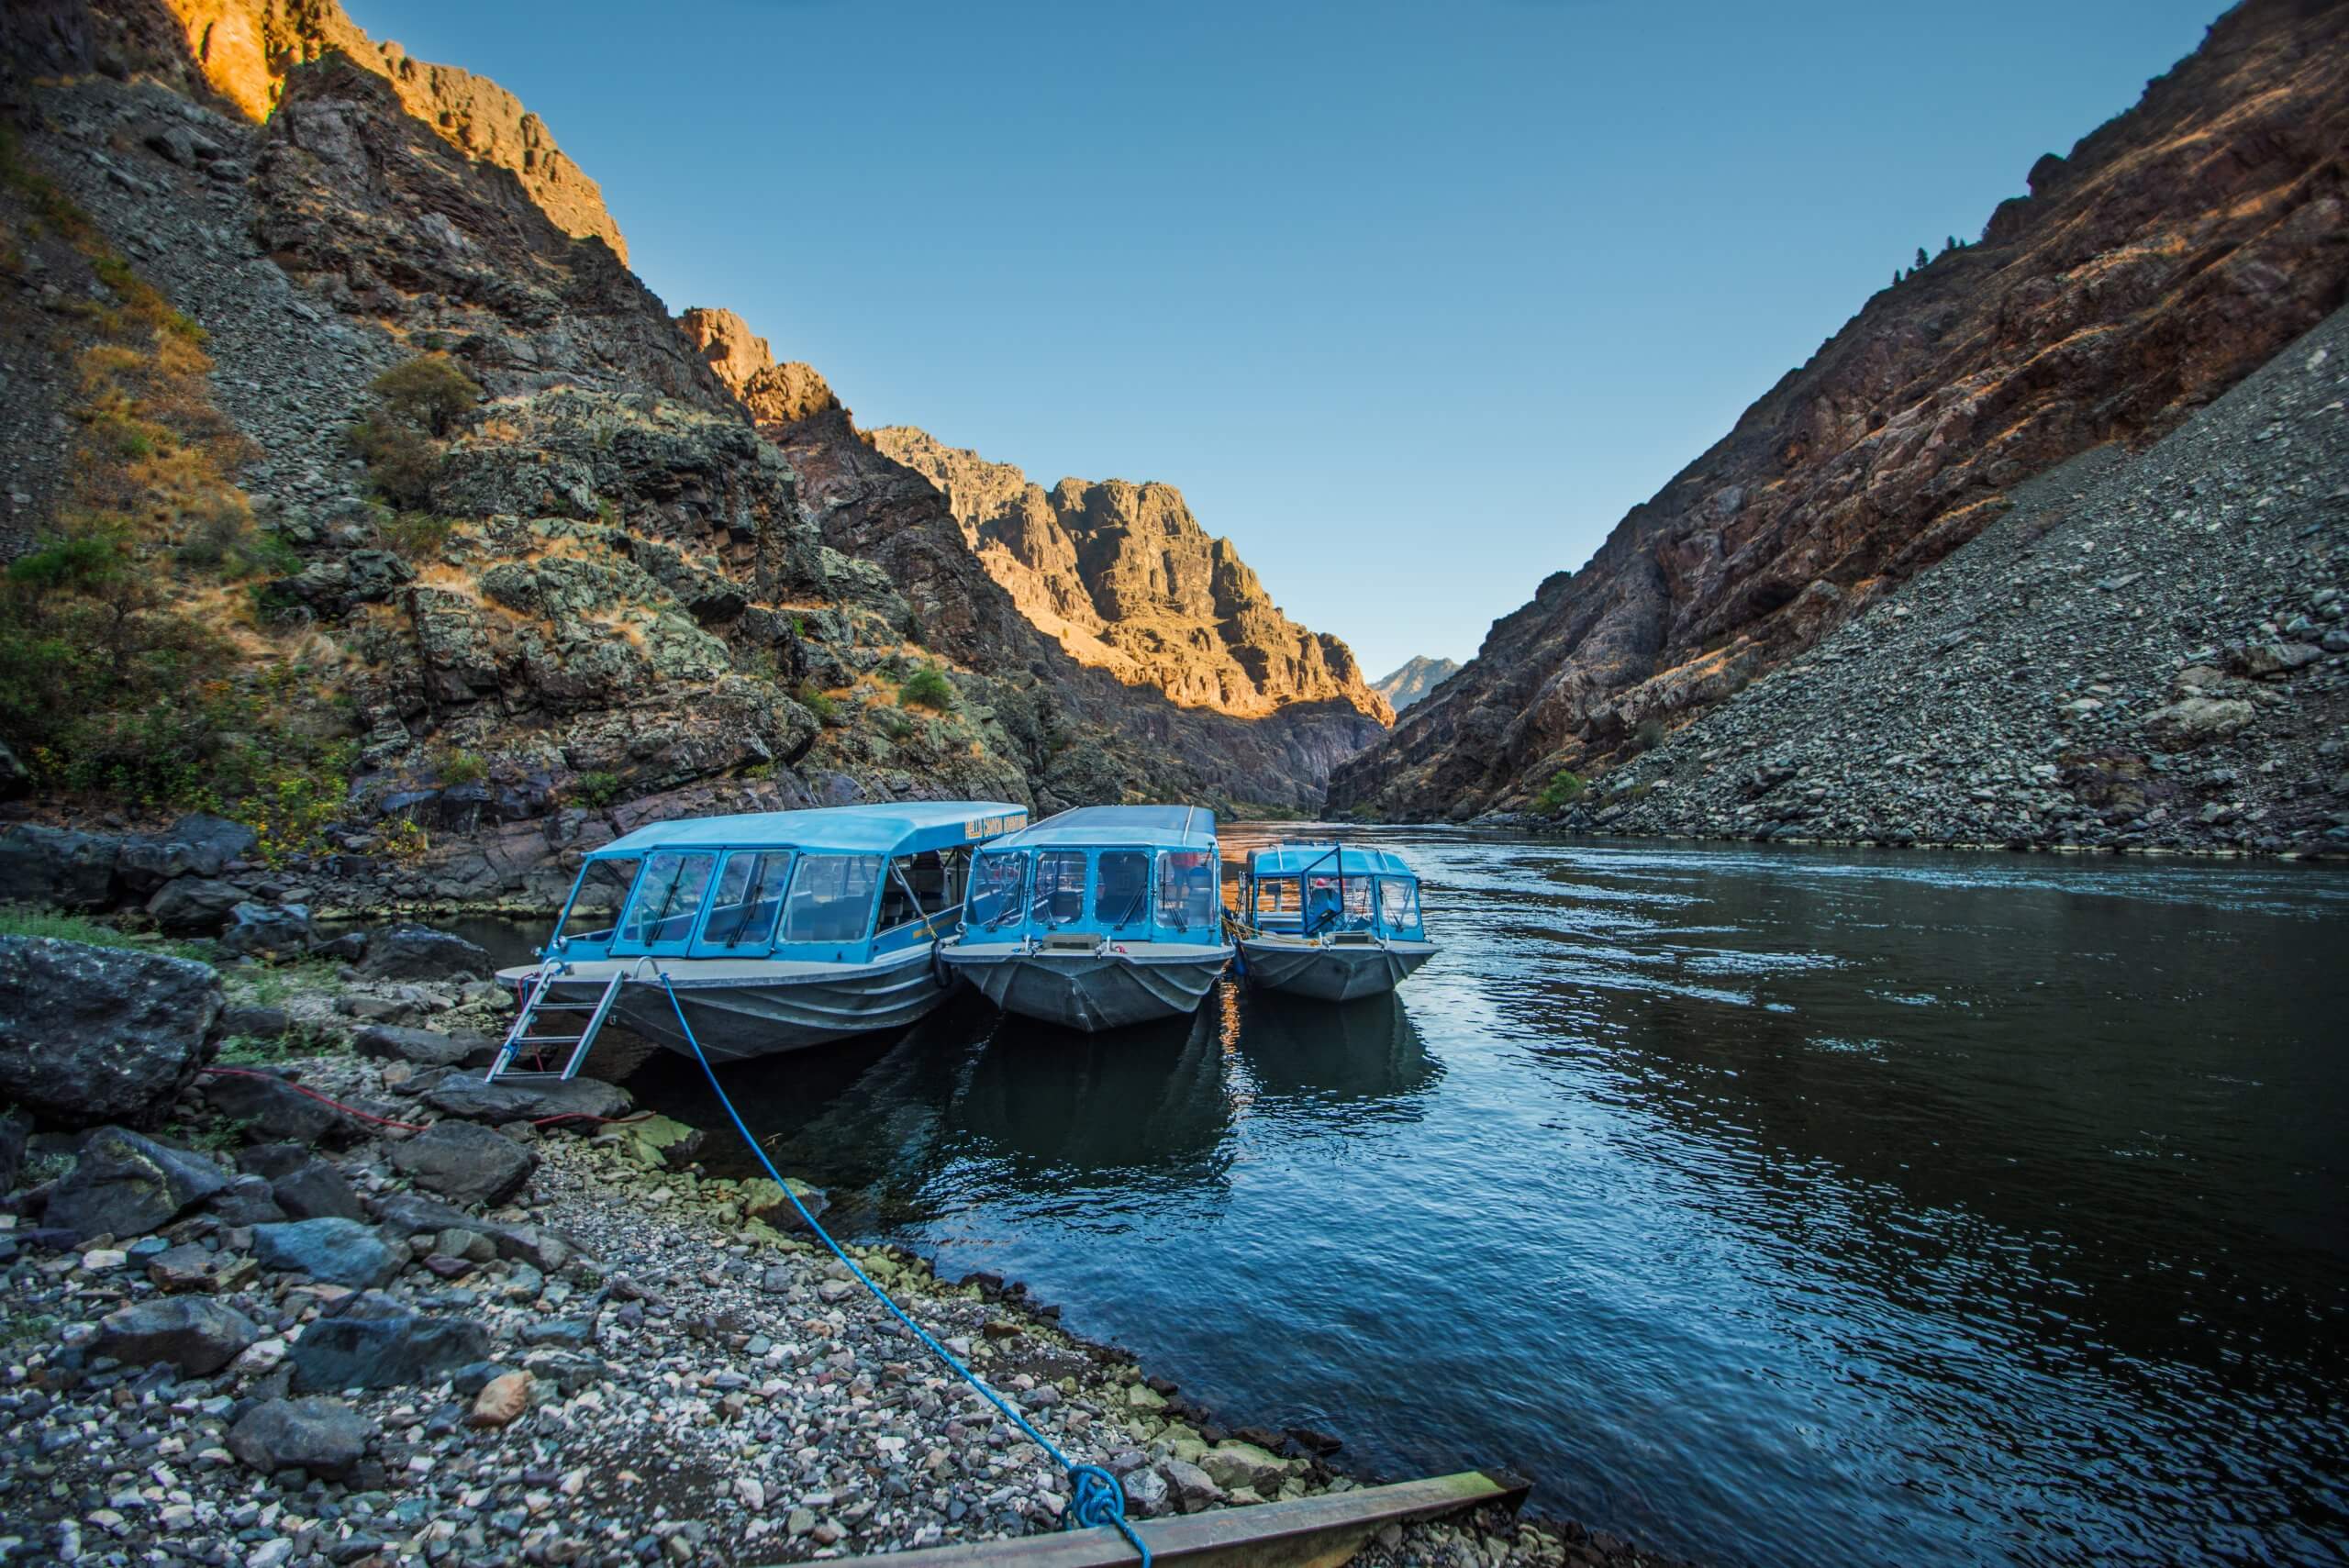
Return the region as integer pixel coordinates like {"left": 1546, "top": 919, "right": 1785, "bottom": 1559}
{"left": 967, "top": 810, "right": 1029, "bottom": 840}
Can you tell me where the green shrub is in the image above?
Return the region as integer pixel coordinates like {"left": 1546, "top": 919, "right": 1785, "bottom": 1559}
{"left": 1534, "top": 770, "right": 1586, "bottom": 811}
{"left": 571, "top": 770, "right": 623, "bottom": 806}
{"left": 897, "top": 664, "right": 954, "bottom": 713}
{"left": 347, "top": 412, "right": 442, "bottom": 510}
{"left": 381, "top": 512, "right": 455, "bottom": 558}
{"left": 368, "top": 354, "right": 480, "bottom": 438}
{"left": 347, "top": 354, "right": 480, "bottom": 508}
{"left": 1631, "top": 717, "right": 1666, "bottom": 754}
{"left": 795, "top": 682, "right": 840, "bottom": 726}
{"left": 434, "top": 748, "right": 488, "bottom": 787}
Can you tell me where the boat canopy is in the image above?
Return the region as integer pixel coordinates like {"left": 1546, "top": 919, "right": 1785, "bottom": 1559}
{"left": 982, "top": 804, "right": 1217, "bottom": 851}
{"left": 1243, "top": 839, "right": 1427, "bottom": 940}
{"left": 587, "top": 803, "right": 1028, "bottom": 861}
{"left": 1246, "top": 842, "right": 1418, "bottom": 880}
{"left": 547, "top": 802, "right": 1029, "bottom": 966}
{"left": 957, "top": 805, "right": 1226, "bottom": 944}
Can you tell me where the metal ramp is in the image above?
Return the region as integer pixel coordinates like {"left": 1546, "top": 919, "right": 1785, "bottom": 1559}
{"left": 486, "top": 969, "right": 623, "bottom": 1083}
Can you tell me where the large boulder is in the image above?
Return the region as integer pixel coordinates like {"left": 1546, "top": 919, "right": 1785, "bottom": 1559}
{"left": 290, "top": 1294, "right": 489, "bottom": 1392}
{"left": 2143, "top": 695, "right": 2255, "bottom": 749}
{"left": 199, "top": 1069, "right": 365, "bottom": 1148}
{"left": 44, "top": 1127, "right": 228, "bottom": 1240}
{"left": 250, "top": 1218, "right": 398, "bottom": 1289}
{"left": 146, "top": 877, "right": 252, "bottom": 935}
{"left": 93, "top": 1297, "right": 259, "bottom": 1375}
{"left": 418, "top": 1073, "right": 630, "bottom": 1126}
{"left": 0, "top": 937, "right": 222, "bottom": 1128}
{"left": 388, "top": 1121, "right": 536, "bottom": 1205}
{"left": 205, "top": 1173, "right": 285, "bottom": 1225}
{"left": 0, "top": 825, "right": 119, "bottom": 908}
{"left": 217, "top": 902, "right": 315, "bottom": 960}
{"left": 269, "top": 1160, "right": 366, "bottom": 1222}
{"left": 227, "top": 1396, "right": 375, "bottom": 1477}
{"left": 359, "top": 927, "right": 493, "bottom": 983}
{"left": 117, "top": 815, "right": 258, "bottom": 895}
{"left": 352, "top": 1025, "right": 497, "bottom": 1069}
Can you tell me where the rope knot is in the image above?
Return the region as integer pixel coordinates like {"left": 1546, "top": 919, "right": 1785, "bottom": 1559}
{"left": 1068, "top": 1464, "right": 1128, "bottom": 1531}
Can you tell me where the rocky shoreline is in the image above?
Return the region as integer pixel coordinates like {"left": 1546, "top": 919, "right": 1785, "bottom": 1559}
{"left": 0, "top": 922, "right": 1683, "bottom": 1568}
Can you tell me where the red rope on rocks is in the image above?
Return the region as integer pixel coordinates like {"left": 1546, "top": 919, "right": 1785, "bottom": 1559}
{"left": 198, "top": 1066, "right": 430, "bottom": 1132}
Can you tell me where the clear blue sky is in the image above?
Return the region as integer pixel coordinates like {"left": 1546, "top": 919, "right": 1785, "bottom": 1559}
{"left": 351, "top": 0, "right": 2229, "bottom": 678}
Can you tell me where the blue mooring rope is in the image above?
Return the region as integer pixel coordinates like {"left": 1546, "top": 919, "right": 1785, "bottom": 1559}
{"left": 656, "top": 973, "right": 1151, "bottom": 1566}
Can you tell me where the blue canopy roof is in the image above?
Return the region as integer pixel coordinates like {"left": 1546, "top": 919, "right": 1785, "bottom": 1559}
{"left": 984, "top": 804, "right": 1218, "bottom": 851}
{"left": 1248, "top": 841, "right": 1419, "bottom": 879}
{"left": 588, "top": 802, "right": 1028, "bottom": 860}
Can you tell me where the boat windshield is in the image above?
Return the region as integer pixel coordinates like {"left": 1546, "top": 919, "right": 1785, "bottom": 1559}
{"left": 1156, "top": 851, "right": 1218, "bottom": 934}
{"left": 554, "top": 857, "right": 640, "bottom": 946}
{"left": 620, "top": 851, "right": 718, "bottom": 947}
{"left": 1252, "top": 875, "right": 1300, "bottom": 921}
{"left": 1095, "top": 851, "right": 1152, "bottom": 928}
{"left": 699, "top": 851, "right": 796, "bottom": 949}
{"left": 778, "top": 853, "right": 882, "bottom": 945}
{"left": 967, "top": 851, "right": 1028, "bottom": 929}
{"left": 1303, "top": 873, "right": 1375, "bottom": 932}
{"left": 1030, "top": 850, "right": 1088, "bottom": 927}
{"left": 1377, "top": 876, "right": 1419, "bottom": 932}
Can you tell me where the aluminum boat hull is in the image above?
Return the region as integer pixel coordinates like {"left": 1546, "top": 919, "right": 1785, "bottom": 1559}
{"left": 941, "top": 940, "right": 1231, "bottom": 1032}
{"left": 495, "top": 950, "right": 952, "bottom": 1062}
{"left": 1238, "top": 937, "right": 1437, "bottom": 1001}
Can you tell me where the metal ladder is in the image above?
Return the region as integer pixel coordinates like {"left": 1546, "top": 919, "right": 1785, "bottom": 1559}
{"left": 486, "top": 968, "right": 624, "bottom": 1083}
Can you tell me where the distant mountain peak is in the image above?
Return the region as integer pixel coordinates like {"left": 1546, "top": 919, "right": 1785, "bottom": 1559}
{"left": 1372, "top": 656, "right": 1461, "bottom": 713}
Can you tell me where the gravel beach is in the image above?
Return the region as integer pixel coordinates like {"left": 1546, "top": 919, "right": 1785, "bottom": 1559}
{"left": 0, "top": 936, "right": 1673, "bottom": 1568}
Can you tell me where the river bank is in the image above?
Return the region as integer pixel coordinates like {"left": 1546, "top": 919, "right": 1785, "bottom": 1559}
{"left": 0, "top": 921, "right": 1668, "bottom": 1568}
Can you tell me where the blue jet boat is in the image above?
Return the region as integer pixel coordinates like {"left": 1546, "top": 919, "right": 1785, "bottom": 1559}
{"left": 938, "top": 805, "right": 1234, "bottom": 1032}
{"left": 1235, "top": 840, "right": 1436, "bottom": 1001}
{"left": 492, "top": 802, "right": 1027, "bottom": 1069}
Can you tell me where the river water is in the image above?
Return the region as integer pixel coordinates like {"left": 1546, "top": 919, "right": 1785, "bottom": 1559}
{"left": 596, "top": 828, "right": 2348, "bottom": 1568}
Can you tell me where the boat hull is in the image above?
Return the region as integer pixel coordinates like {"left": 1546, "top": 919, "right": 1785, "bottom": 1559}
{"left": 496, "top": 950, "right": 953, "bottom": 1062}
{"left": 1239, "top": 938, "right": 1436, "bottom": 1001}
{"left": 941, "top": 941, "right": 1231, "bottom": 1032}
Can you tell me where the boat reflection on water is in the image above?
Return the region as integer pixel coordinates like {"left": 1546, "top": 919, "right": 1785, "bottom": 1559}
{"left": 956, "top": 1001, "right": 1234, "bottom": 1173}
{"left": 1233, "top": 990, "right": 1442, "bottom": 1114}
{"left": 624, "top": 978, "right": 1448, "bottom": 1229}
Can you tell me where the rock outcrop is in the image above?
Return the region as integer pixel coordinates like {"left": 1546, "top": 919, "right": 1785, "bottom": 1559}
{"left": 1330, "top": 0, "right": 2349, "bottom": 821}
{"left": 677, "top": 307, "right": 841, "bottom": 425}
{"left": 872, "top": 426, "right": 1392, "bottom": 724}
{"left": 1371, "top": 657, "right": 1459, "bottom": 714}
{"left": 131, "top": 0, "right": 628, "bottom": 259}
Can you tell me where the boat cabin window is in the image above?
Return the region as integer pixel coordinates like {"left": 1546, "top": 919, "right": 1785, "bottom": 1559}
{"left": 620, "top": 851, "right": 718, "bottom": 948}
{"left": 698, "top": 851, "right": 795, "bottom": 950}
{"left": 1304, "top": 873, "right": 1372, "bottom": 932}
{"left": 1095, "top": 851, "right": 1152, "bottom": 928}
{"left": 1378, "top": 876, "right": 1419, "bottom": 931}
{"left": 779, "top": 853, "right": 882, "bottom": 945}
{"left": 877, "top": 851, "right": 957, "bottom": 933}
{"left": 555, "top": 857, "right": 639, "bottom": 945}
{"left": 967, "top": 851, "right": 1028, "bottom": 930}
{"left": 1030, "top": 850, "right": 1088, "bottom": 927}
{"left": 1252, "top": 875, "right": 1300, "bottom": 920}
{"left": 1157, "top": 851, "right": 1218, "bottom": 933}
